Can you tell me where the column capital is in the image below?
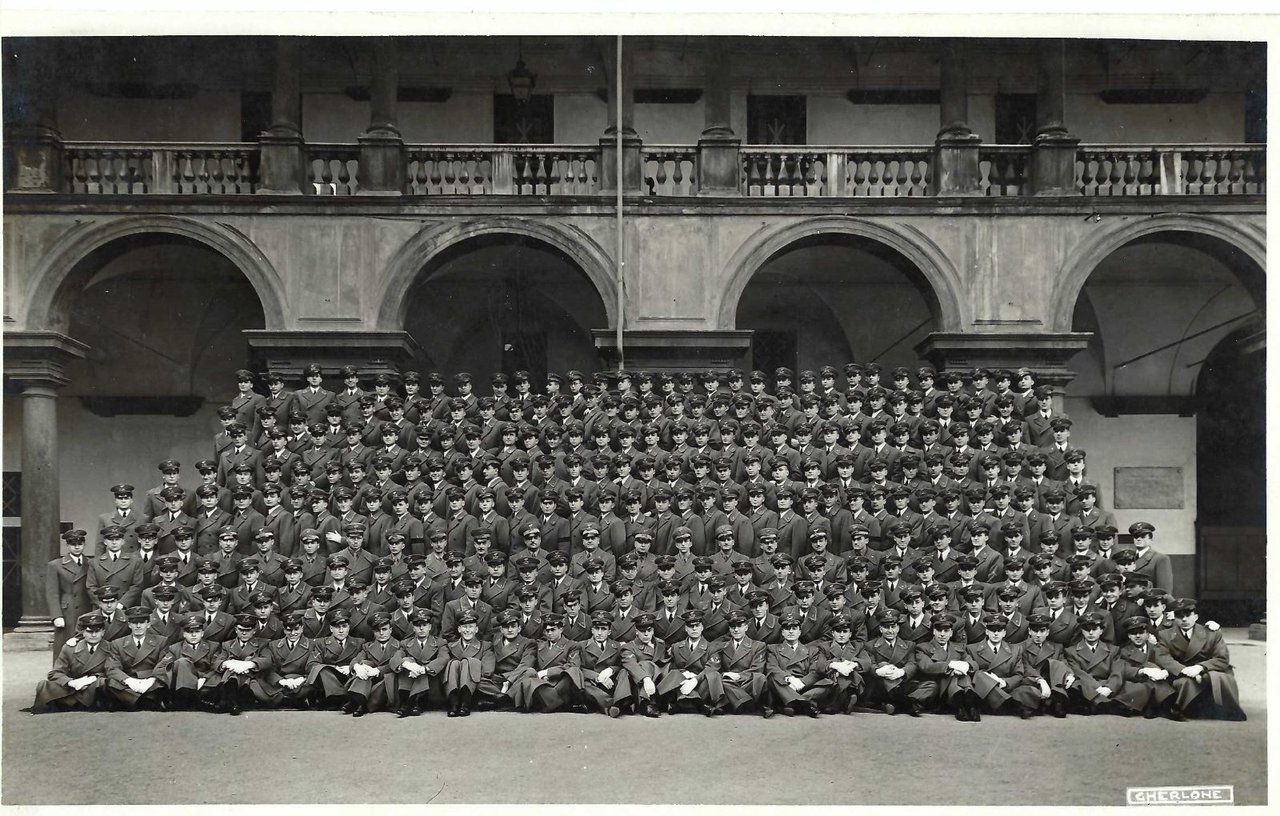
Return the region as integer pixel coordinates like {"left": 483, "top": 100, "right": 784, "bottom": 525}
{"left": 3, "top": 331, "right": 88, "bottom": 389}
{"left": 914, "top": 331, "right": 1092, "bottom": 389}
{"left": 244, "top": 330, "right": 424, "bottom": 384}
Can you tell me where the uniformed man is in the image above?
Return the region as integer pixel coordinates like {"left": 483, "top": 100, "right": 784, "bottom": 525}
{"left": 33, "top": 613, "right": 112, "bottom": 712}
{"left": 46, "top": 529, "right": 93, "bottom": 659}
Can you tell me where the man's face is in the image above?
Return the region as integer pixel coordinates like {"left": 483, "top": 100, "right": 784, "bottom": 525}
{"left": 1028, "top": 626, "right": 1049, "bottom": 645}
{"left": 1079, "top": 623, "right": 1103, "bottom": 644}
{"left": 544, "top": 624, "right": 563, "bottom": 643}
{"left": 591, "top": 623, "right": 610, "bottom": 644}
{"left": 986, "top": 626, "right": 1008, "bottom": 645}
{"left": 500, "top": 621, "right": 521, "bottom": 640}
{"left": 182, "top": 628, "right": 204, "bottom": 645}
{"left": 464, "top": 583, "right": 482, "bottom": 600}
{"left": 128, "top": 620, "right": 150, "bottom": 638}
{"left": 458, "top": 622, "right": 479, "bottom": 641}
{"left": 933, "top": 626, "right": 953, "bottom": 646}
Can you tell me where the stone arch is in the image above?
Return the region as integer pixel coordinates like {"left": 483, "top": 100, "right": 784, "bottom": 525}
{"left": 715, "top": 215, "right": 968, "bottom": 331}
{"left": 1051, "top": 213, "right": 1265, "bottom": 332}
{"left": 24, "top": 214, "right": 288, "bottom": 332}
{"left": 376, "top": 217, "right": 617, "bottom": 330}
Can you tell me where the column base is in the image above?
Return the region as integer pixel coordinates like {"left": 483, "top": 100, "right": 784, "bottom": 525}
{"left": 915, "top": 331, "right": 1092, "bottom": 389}
{"left": 1248, "top": 622, "right": 1266, "bottom": 641}
{"left": 698, "top": 135, "right": 741, "bottom": 196}
{"left": 1029, "top": 133, "right": 1081, "bottom": 196}
{"left": 933, "top": 133, "right": 982, "bottom": 196}
{"left": 592, "top": 329, "right": 753, "bottom": 371}
{"left": 357, "top": 133, "right": 405, "bottom": 195}
{"left": 4, "top": 124, "right": 65, "bottom": 192}
{"left": 599, "top": 134, "right": 644, "bottom": 194}
{"left": 244, "top": 330, "right": 425, "bottom": 382}
{"left": 7, "top": 617, "right": 54, "bottom": 652}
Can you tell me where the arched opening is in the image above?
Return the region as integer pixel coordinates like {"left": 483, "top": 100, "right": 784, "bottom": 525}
{"left": 401, "top": 234, "right": 608, "bottom": 379}
{"left": 1193, "top": 329, "right": 1265, "bottom": 621}
{"left": 1063, "top": 229, "right": 1264, "bottom": 608}
{"left": 735, "top": 233, "right": 939, "bottom": 372}
{"left": 36, "top": 233, "right": 265, "bottom": 554}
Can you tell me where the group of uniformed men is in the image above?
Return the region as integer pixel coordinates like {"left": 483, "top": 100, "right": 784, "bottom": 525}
{"left": 36, "top": 363, "right": 1245, "bottom": 722}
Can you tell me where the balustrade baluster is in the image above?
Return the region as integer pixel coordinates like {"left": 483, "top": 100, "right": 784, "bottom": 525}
{"left": 1211, "top": 151, "right": 1230, "bottom": 195}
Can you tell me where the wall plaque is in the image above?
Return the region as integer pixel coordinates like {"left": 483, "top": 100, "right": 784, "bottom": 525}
{"left": 1114, "top": 467, "right": 1185, "bottom": 509}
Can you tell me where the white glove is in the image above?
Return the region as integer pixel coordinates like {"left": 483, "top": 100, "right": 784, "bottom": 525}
{"left": 1064, "top": 674, "right": 1076, "bottom": 688}
{"left": 1095, "top": 686, "right": 1112, "bottom": 698}
{"left": 597, "top": 667, "right": 614, "bottom": 684}
{"left": 67, "top": 676, "right": 96, "bottom": 691}
{"left": 1147, "top": 633, "right": 1158, "bottom": 645}
{"left": 1038, "top": 678, "right": 1051, "bottom": 699}
{"left": 786, "top": 676, "right": 805, "bottom": 692}
{"left": 875, "top": 665, "right": 896, "bottom": 678}
{"left": 537, "top": 669, "right": 549, "bottom": 679}
{"left": 53, "top": 617, "right": 66, "bottom": 629}
{"left": 723, "top": 671, "right": 741, "bottom": 682}
{"left": 280, "top": 677, "right": 304, "bottom": 690}
{"left": 196, "top": 677, "right": 207, "bottom": 690}
{"left": 65, "top": 636, "right": 81, "bottom": 647}
{"left": 679, "top": 677, "right": 699, "bottom": 696}
{"left": 947, "top": 660, "right": 970, "bottom": 675}
{"left": 987, "top": 672, "right": 1005, "bottom": 689}
{"left": 642, "top": 677, "right": 656, "bottom": 696}
{"left": 325, "top": 531, "right": 344, "bottom": 544}
{"left": 1206, "top": 620, "right": 1220, "bottom": 631}
{"left": 1182, "top": 664, "right": 1205, "bottom": 679}
{"left": 335, "top": 665, "right": 350, "bottom": 676}
{"left": 500, "top": 680, "right": 511, "bottom": 695}
{"left": 126, "top": 676, "right": 157, "bottom": 694}
{"left": 351, "top": 664, "right": 370, "bottom": 680}
{"left": 682, "top": 670, "right": 697, "bottom": 681}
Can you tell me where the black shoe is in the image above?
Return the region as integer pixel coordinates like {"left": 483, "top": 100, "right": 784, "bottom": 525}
{"left": 644, "top": 702, "right": 661, "bottom": 718}
{"left": 1019, "top": 705, "right": 1035, "bottom": 720}
{"left": 1143, "top": 706, "right": 1160, "bottom": 719}
{"left": 341, "top": 701, "right": 358, "bottom": 715}
{"left": 805, "top": 703, "right": 820, "bottom": 719}
{"left": 1050, "top": 698, "right": 1067, "bottom": 718}
{"left": 1167, "top": 708, "right": 1188, "bottom": 722}
{"left": 410, "top": 703, "right": 423, "bottom": 717}
{"left": 955, "top": 705, "right": 969, "bottom": 722}
{"left": 459, "top": 705, "right": 471, "bottom": 717}
{"left": 607, "top": 705, "right": 621, "bottom": 718}
{"left": 907, "top": 702, "right": 922, "bottom": 718}
{"left": 228, "top": 701, "right": 242, "bottom": 716}
{"left": 397, "top": 706, "right": 412, "bottom": 718}
{"left": 969, "top": 705, "right": 982, "bottom": 722}
{"left": 761, "top": 706, "right": 775, "bottom": 719}
{"left": 781, "top": 705, "right": 795, "bottom": 717}
{"left": 882, "top": 702, "right": 897, "bottom": 716}
{"left": 352, "top": 706, "right": 368, "bottom": 718}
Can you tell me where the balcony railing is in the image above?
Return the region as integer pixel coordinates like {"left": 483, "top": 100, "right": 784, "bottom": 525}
{"left": 740, "top": 147, "right": 934, "bottom": 197}
{"left": 35, "top": 141, "right": 1265, "bottom": 199}
{"left": 64, "top": 142, "right": 259, "bottom": 195}
{"left": 1076, "top": 144, "right": 1265, "bottom": 196}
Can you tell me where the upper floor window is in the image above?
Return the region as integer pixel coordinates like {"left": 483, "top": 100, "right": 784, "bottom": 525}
{"left": 494, "top": 94, "right": 554, "bottom": 144}
{"left": 747, "top": 94, "right": 806, "bottom": 144}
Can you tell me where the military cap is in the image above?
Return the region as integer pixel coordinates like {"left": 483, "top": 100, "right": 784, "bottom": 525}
{"left": 93, "top": 585, "right": 120, "bottom": 602}
{"left": 153, "top": 555, "right": 180, "bottom": 572}
{"left": 1111, "top": 549, "right": 1139, "bottom": 565}
{"left": 461, "top": 571, "right": 483, "bottom": 586}
{"left": 679, "top": 609, "right": 706, "bottom": 626}
{"left": 152, "top": 586, "right": 178, "bottom": 601}
{"left": 1075, "top": 611, "right": 1105, "bottom": 630}
{"left": 656, "top": 579, "right": 682, "bottom": 596}
{"left": 1111, "top": 615, "right": 1150, "bottom": 636}
{"left": 1128, "top": 521, "right": 1157, "bottom": 537}
{"left": 993, "top": 584, "right": 1021, "bottom": 602}
{"left": 1028, "top": 553, "right": 1053, "bottom": 569}
{"left": 876, "top": 609, "right": 901, "bottom": 626}
{"left": 924, "top": 584, "right": 950, "bottom": 601}
{"left": 900, "top": 586, "right": 924, "bottom": 603}
{"left": 632, "top": 613, "right": 657, "bottom": 630}
{"left": 1096, "top": 573, "right": 1124, "bottom": 590}
{"left": 1013, "top": 612, "right": 1049, "bottom": 631}
{"left": 960, "top": 585, "right": 986, "bottom": 602}
{"left": 1066, "top": 578, "right": 1094, "bottom": 596}
{"left": 777, "top": 612, "right": 803, "bottom": 628}
{"left": 930, "top": 612, "right": 957, "bottom": 629}
{"left": 117, "top": 604, "right": 150, "bottom": 624}
{"left": 229, "top": 612, "right": 257, "bottom": 630}
{"left": 1141, "top": 588, "right": 1172, "bottom": 606}
{"left": 324, "top": 554, "right": 349, "bottom": 570}
{"left": 1169, "top": 597, "right": 1198, "bottom": 615}
{"left": 983, "top": 613, "right": 1010, "bottom": 630}
{"left": 1041, "top": 580, "right": 1068, "bottom": 597}
{"left": 199, "top": 585, "right": 226, "bottom": 600}
{"left": 180, "top": 615, "right": 205, "bottom": 632}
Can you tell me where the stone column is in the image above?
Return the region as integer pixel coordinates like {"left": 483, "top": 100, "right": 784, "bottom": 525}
{"left": 258, "top": 36, "right": 308, "bottom": 194}
{"left": 933, "top": 39, "right": 981, "bottom": 196}
{"left": 1029, "top": 39, "right": 1081, "bottom": 196}
{"left": 599, "top": 35, "right": 642, "bottom": 194}
{"left": 358, "top": 38, "right": 405, "bottom": 195}
{"left": 698, "top": 39, "right": 740, "bottom": 195}
{"left": 5, "top": 38, "right": 64, "bottom": 192}
{"left": 3, "top": 332, "right": 88, "bottom": 634}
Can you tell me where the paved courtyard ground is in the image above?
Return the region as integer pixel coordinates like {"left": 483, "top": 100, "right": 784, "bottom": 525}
{"left": 1, "top": 631, "right": 1266, "bottom": 806}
